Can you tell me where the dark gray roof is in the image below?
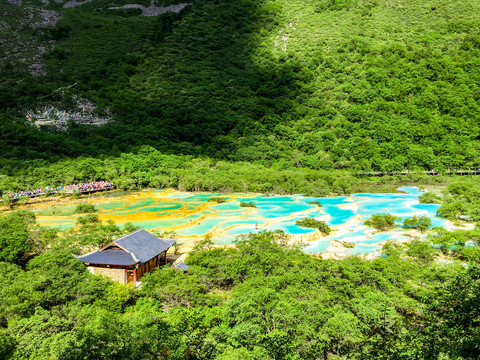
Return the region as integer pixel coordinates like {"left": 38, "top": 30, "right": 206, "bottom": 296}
{"left": 76, "top": 229, "right": 176, "bottom": 267}
{"left": 113, "top": 228, "right": 176, "bottom": 263}
{"left": 172, "top": 261, "right": 189, "bottom": 272}
{"left": 76, "top": 249, "right": 137, "bottom": 266}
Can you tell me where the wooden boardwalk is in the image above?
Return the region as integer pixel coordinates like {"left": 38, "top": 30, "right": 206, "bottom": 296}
{"left": 354, "top": 170, "right": 480, "bottom": 177}
{"left": 10, "top": 186, "right": 114, "bottom": 201}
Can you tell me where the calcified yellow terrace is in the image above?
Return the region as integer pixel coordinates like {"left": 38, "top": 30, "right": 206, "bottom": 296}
{"left": 28, "top": 189, "right": 324, "bottom": 249}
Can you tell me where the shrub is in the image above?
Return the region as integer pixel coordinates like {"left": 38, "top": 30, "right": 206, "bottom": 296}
{"left": 210, "top": 197, "right": 227, "bottom": 203}
{"left": 308, "top": 201, "right": 323, "bottom": 207}
{"left": 74, "top": 204, "right": 97, "bottom": 213}
{"left": 381, "top": 242, "right": 403, "bottom": 258}
{"left": 364, "top": 213, "right": 398, "bottom": 231}
{"left": 459, "top": 246, "right": 480, "bottom": 262}
{"left": 240, "top": 202, "right": 256, "bottom": 208}
{"left": 403, "top": 215, "right": 432, "bottom": 232}
{"left": 123, "top": 223, "right": 139, "bottom": 232}
{"left": 0, "top": 211, "right": 36, "bottom": 264}
{"left": 418, "top": 192, "right": 442, "bottom": 204}
{"left": 447, "top": 181, "right": 471, "bottom": 195}
{"left": 77, "top": 214, "right": 99, "bottom": 225}
{"left": 406, "top": 240, "right": 437, "bottom": 263}
{"left": 436, "top": 201, "right": 462, "bottom": 219}
{"left": 154, "top": 230, "right": 178, "bottom": 239}
{"left": 295, "top": 217, "right": 331, "bottom": 235}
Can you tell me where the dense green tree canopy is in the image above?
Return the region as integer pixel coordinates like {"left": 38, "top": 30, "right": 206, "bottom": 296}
{"left": 1, "top": 0, "right": 480, "bottom": 171}
{"left": 0, "top": 211, "right": 36, "bottom": 264}
{"left": 0, "top": 216, "right": 478, "bottom": 359}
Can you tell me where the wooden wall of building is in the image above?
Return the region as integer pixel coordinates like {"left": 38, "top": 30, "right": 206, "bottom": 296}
{"left": 134, "top": 251, "right": 167, "bottom": 282}
{"left": 87, "top": 250, "right": 169, "bottom": 284}
{"left": 90, "top": 266, "right": 126, "bottom": 284}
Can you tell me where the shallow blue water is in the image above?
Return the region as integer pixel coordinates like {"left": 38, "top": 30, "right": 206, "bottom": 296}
{"left": 179, "top": 218, "right": 227, "bottom": 235}
{"left": 304, "top": 240, "right": 330, "bottom": 253}
{"left": 325, "top": 206, "right": 356, "bottom": 225}
{"left": 211, "top": 203, "right": 243, "bottom": 210}
{"left": 301, "top": 187, "right": 446, "bottom": 254}
{"left": 227, "top": 227, "right": 262, "bottom": 236}
{"left": 166, "top": 194, "right": 194, "bottom": 198}
{"left": 398, "top": 186, "right": 424, "bottom": 195}
{"left": 272, "top": 223, "right": 317, "bottom": 234}
{"left": 169, "top": 188, "right": 446, "bottom": 254}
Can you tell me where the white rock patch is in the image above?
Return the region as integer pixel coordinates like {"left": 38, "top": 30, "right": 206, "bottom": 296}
{"left": 110, "top": 1, "right": 191, "bottom": 17}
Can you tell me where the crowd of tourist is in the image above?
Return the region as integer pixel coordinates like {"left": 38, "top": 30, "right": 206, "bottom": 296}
{"left": 6, "top": 181, "right": 113, "bottom": 200}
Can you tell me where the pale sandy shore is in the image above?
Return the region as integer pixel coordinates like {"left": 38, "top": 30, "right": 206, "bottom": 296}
{"left": 445, "top": 220, "right": 475, "bottom": 231}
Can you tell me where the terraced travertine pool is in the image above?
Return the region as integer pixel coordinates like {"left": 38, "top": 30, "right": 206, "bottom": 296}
{"left": 32, "top": 186, "right": 446, "bottom": 258}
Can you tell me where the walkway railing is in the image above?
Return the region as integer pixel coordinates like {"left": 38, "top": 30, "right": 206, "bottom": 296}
{"left": 353, "top": 170, "right": 480, "bottom": 177}
{"left": 7, "top": 184, "right": 114, "bottom": 202}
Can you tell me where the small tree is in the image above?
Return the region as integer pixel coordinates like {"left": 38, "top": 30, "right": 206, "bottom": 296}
{"left": 406, "top": 240, "right": 437, "bottom": 263}
{"left": 154, "top": 230, "right": 178, "bottom": 239}
{"left": 240, "top": 202, "right": 256, "bottom": 208}
{"left": 0, "top": 194, "right": 13, "bottom": 208}
{"left": 77, "top": 214, "right": 99, "bottom": 225}
{"left": 403, "top": 215, "right": 432, "bottom": 232}
{"left": 123, "top": 223, "right": 139, "bottom": 232}
{"left": 154, "top": 230, "right": 179, "bottom": 253}
{"left": 418, "top": 192, "right": 442, "bottom": 204}
{"left": 0, "top": 211, "right": 36, "bottom": 264}
{"left": 364, "top": 213, "right": 398, "bottom": 231}
{"left": 74, "top": 204, "right": 97, "bottom": 213}
{"left": 381, "top": 242, "right": 403, "bottom": 258}
{"left": 295, "top": 218, "right": 331, "bottom": 235}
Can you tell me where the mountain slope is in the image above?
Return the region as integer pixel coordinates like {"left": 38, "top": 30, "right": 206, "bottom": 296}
{"left": 1, "top": 0, "right": 480, "bottom": 170}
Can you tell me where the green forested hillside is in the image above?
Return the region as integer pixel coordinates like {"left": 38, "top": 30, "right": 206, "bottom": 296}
{"left": 137, "top": 0, "right": 480, "bottom": 170}
{"left": 1, "top": 0, "right": 480, "bottom": 170}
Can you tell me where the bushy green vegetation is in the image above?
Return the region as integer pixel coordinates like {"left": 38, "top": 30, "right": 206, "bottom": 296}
{"left": 418, "top": 191, "right": 443, "bottom": 204}
{"left": 1, "top": 0, "right": 480, "bottom": 171}
{"left": 0, "top": 211, "right": 36, "bottom": 265}
{"left": 209, "top": 197, "right": 227, "bottom": 203}
{"left": 429, "top": 226, "right": 480, "bottom": 260}
{"left": 239, "top": 201, "right": 256, "bottom": 208}
{"left": 76, "top": 214, "right": 99, "bottom": 225}
{"left": 403, "top": 215, "right": 432, "bottom": 232}
{"left": 338, "top": 240, "right": 355, "bottom": 248}
{"left": 0, "top": 146, "right": 454, "bottom": 201}
{"left": 405, "top": 240, "right": 438, "bottom": 264}
{"left": 308, "top": 200, "right": 323, "bottom": 207}
{"left": 295, "top": 217, "right": 331, "bottom": 235}
{"left": 365, "top": 213, "right": 398, "bottom": 231}
{"left": 0, "top": 213, "right": 479, "bottom": 359}
{"left": 436, "top": 179, "right": 480, "bottom": 221}
{"left": 74, "top": 204, "right": 97, "bottom": 213}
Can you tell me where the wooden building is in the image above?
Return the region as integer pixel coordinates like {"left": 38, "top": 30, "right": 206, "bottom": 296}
{"left": 76, "top": 228, "right": 176, "bottom": 284}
